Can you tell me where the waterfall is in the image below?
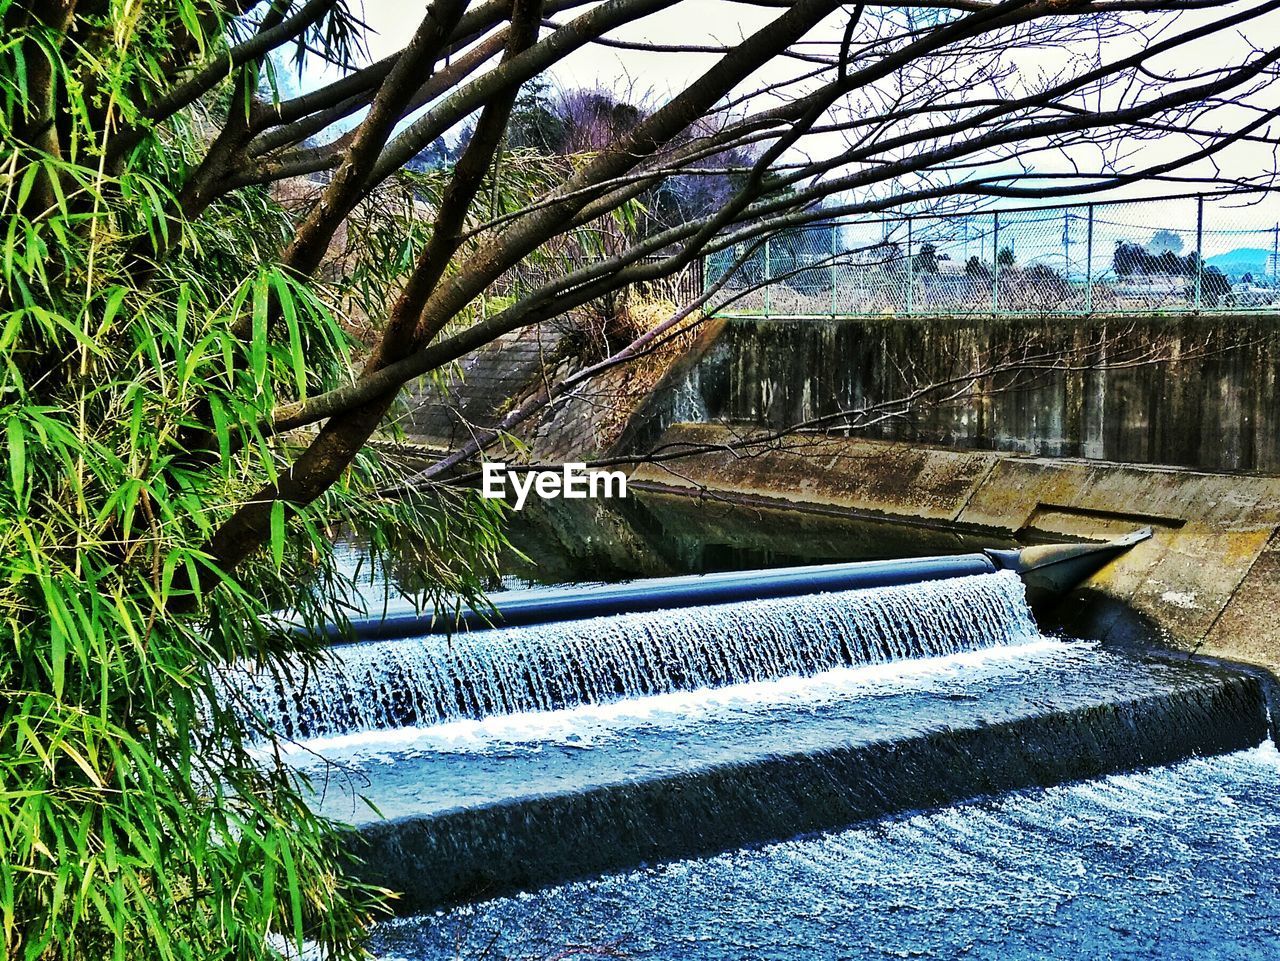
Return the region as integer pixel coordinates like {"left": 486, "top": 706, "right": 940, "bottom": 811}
{"left": 223, "top": 571, "right": 1039, "bottom": 740}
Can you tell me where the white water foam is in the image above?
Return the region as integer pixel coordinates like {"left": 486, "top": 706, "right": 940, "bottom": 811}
{"left": 223, "top": 571, "right": 1040, "bottom": 740}
{"left": 270, "top": 636, "right": 1075, "bottom": 761}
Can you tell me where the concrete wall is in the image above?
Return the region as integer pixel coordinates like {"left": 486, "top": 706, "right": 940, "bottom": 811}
{"left": 401, "top": 323, "right": 572, "bottom": 448}
{"left": 401, "top": 317, "right": 714, "bottom": 463}
{"left": 651, "top": 315, "right": 1280, "bottom": 472}
{"left": 632, "top": 424, "right": 1280, "bottom": 674}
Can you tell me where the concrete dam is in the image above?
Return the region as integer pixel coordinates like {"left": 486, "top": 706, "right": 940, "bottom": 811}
{"left": 623, "top": 311, "right": 1280, "bottom": 677}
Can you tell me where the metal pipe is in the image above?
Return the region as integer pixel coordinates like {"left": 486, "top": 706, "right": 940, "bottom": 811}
{"left": 320, "top": 530, "right": 1149, "bottom": 641}
{"left": 328, "top": 554, "right": 999, "bottom": 640}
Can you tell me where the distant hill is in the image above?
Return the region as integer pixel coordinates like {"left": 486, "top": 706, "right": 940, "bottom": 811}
{"left": 1206, "top": 248, "right": 1275, "bottom": 278}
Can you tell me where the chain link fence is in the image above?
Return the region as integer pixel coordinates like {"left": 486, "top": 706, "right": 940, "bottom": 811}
{"left": 707, "top": 192, "right": 1280, "bottom": 318}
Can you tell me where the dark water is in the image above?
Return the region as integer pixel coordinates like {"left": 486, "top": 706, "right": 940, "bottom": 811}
{"left": 336, "top": 490, "right": 1017, "bottom": 602}
{"left": 370, "top": 744, "right": 1280, "bottom": 961}
{"left": 504, "top": 490, "right": 1018, "bottom": 585}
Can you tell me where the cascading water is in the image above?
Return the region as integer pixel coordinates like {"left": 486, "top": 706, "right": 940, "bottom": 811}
{"left": 221, "top": 570, "right": 1039, "bottom": 739}
{"left": 369, "top": 746, "right": 1280, "bottom": 961}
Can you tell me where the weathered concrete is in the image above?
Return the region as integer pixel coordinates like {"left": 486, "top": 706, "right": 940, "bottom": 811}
{"left": 401, "top": 312, "right": 716, "bottom": 463}
{"left": 632, "top": 424, "right": 1280, "bottom": 671}
{"left": 401, "top": 322, "right": 573, "bottom": 448}
{"left": 636, "top": 315, "right": 1280, "bottom": 472}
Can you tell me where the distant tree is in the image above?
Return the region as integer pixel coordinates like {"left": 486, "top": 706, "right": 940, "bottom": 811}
{"left": 997, "top": 245, "right": 1016, "bottom": 267}
{"left": 965, "top": 255, "right": 991, "bottom": 279}
{"left": 506, "top": 79, "right": 569, "bottom": 152}
{"left": 1114, "top": 241, "right": 1198, "bottom": 277}
{"left": 1201, "top": 266, "right": 1232, "bottom": 307}
{"left": 1023, "top": 262, "right": 1068, "bottom": 294}
{"left": 1158, "top": 249, "right": 1184, "bottom": 274}
{"left": 1114, "top": 241, "right": 1145, "bottom": 275}
{"left": 1147, "top": 229, "right": 1185, "bottom": 255}
{"left": 557, "top": 88, "right": 645, "bottom": 152}
{"left": 914, "top": 243, "right": 939, "bottom": 275}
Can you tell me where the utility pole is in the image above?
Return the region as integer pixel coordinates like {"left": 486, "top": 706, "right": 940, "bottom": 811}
{"left": 1194, "top": 196, "right": 1204, "bottom": 311}
{"left": 1085, "top": 205, "right": 1095, "bottom": 315}
{"left": 1271, "top": 222, "right": 1280, "bottom": 286}
{"left": 992, "top": 212, "right": 1001, "bottom": 313}
{"left": 906, "top": 217, "right": 914, "bottom": 316}
{"left": 830, "top": 221, "right": 838, "bottom": 318}
{"left": 763, "top": 237, "right": 772, "bottom": 316}
{"left": 1063, "top": 210, "right": 1072, "bottom": 279}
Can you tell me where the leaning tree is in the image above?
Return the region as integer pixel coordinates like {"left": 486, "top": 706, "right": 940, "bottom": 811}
{"left": 3, "top": 0, "right": 1278, "bottom": 957}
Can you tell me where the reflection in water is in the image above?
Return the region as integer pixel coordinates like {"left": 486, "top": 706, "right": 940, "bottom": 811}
{"left": 329, "top": 489, "right": 1018, "bottom": 605}
{"left": 500, "top": 490, "right": 1017, "bottom": 588}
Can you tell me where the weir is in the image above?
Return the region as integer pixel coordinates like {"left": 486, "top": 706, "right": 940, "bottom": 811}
{"left": 243, "top": 553, "right": 1273, "bottom": 918}
{"left": 371, "top": 746, "right": 1280, "bottom": 960}
{"left": 338, "top": 644, "right": 1266, "bottom": 913}
{"left": 231, "top": 571, "right": 1038, "bottom": 739}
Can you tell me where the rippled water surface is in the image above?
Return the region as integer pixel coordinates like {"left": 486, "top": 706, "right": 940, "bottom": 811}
{"left": 371, "top": 746, "right": 1280, "bottom": 961}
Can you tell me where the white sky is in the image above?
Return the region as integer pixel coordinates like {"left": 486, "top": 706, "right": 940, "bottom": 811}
{"left": 356, "top": 1, "right": 786, "bottom": 95}
{"left": 292, "top": 1, "right": 1280, "bottom": 251}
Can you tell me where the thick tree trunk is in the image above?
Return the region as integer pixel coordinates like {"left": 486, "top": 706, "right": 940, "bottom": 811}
{"left": 204, "top": 391, "right": 397, "bottom": 572}
{"left": 202, "top": 0, "right": 544, "bottom": 577}
{"left": 11, "top": 1, "right": 76, "bottom": 217}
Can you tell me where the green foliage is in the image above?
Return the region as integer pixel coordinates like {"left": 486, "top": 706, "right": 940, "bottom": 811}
{"left": 0, "top": 3, "right": 507, "bottom": 958}
{"left": 504, "top": 80, "right": 568, "bottom": 154}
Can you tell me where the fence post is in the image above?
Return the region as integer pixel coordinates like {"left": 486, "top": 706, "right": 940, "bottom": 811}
{"left": 763, "top": 236, "right": 772, "bottom": 316}
{"left": 906, "top": 216, "right": 914, "bottom": 316}
{"left": 831, "top": 221, "right": 839, "bottom": 318}
{"left": 992, "top": 211, "right": 1001, "bottom": 314}
{"left": 1063, "top": 210, "right": 1071, "bottom": 281}
{"left": 1085, "top": 204, "right": 1094, "bottom": 315}
{"left": 1194, "top": 195, "right": 1204, "bottom": 311}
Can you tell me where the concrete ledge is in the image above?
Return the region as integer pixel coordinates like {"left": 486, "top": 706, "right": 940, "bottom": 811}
{"left": 635, "top": 425, "right": 1004, "bottom": 522}
{"left": 349, "top": 654, "right": 1265, "bottom": 914}
{"left": 632, "top": 425, "right": 1280, "bottom": 671}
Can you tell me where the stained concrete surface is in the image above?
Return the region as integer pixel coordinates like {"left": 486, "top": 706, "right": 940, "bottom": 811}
{"left": 632, "top": 424, "right": 1280, "bottom": 671}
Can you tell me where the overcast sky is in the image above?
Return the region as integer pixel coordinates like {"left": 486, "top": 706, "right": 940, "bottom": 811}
{"left": 290, "top": 2, "right": 1280, "bottom": 251}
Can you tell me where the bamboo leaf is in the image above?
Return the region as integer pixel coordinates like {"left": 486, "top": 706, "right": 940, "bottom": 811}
{"left": 250, "top": 273, "right": 269, "bottom": 389}
{"left": 270, "top": 272, "right": 307, "bottom": 398}
{"left": 279, "top": 837, "right": 305, "bottom": 951}
{"left": 7, "top": 415, "right": 25, "bottom": 499}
